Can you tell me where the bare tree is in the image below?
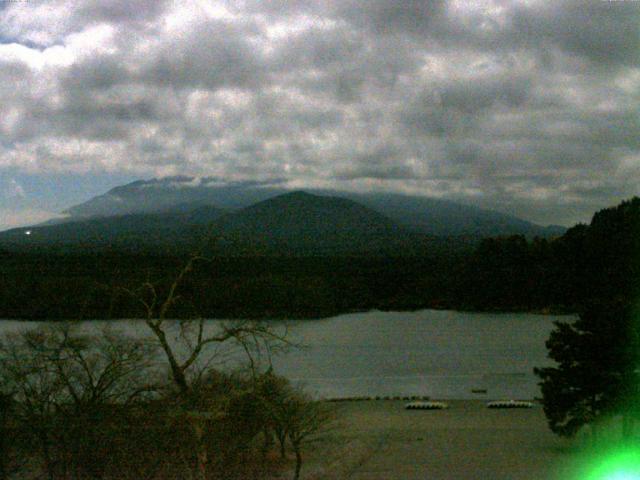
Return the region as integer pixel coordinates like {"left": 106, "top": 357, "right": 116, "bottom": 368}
{"left": 115, "top": 254, "right": 290, "bottom": 479}
{"left": 254, "top": 370, "right": 338, "bottom": 479}
{"left": 0, "top": 323, "right": 159, "bottom": 479}
{"left": 257, "top": 375, "right": 337, "bottom": 480}
{"left": 118, "top": 255, "right": 288, "bottom": 393}
{"left": 281, "top": 393, "right": 335, "bottom": 480}
{"left": 1, "top": 326, "right": 70, "bottom": 479}
{"left": 0, "top": 387, "right": 16, "bottom": 480}
{"left": 254, "top": 370, "right": 295, "bottom": 459}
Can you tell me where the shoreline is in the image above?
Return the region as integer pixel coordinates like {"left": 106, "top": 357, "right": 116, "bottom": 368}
{"left": 324, "top": 395, "right": 538, "bottom": 402}
{"left": 0, "top": 306, "right": 578, "bottom": 323}
{"left": 307, "top": 399, "right": 582, "bottom": 480}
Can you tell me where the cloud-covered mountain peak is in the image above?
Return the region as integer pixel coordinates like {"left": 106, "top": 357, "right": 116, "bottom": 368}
{"left": 61, "top": 178, "right": 564, "bottom": 238}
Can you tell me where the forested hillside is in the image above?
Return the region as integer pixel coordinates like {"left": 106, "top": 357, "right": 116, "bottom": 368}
{"left": 457, "top": 197, "right": 640, "bottom": 311}
{"left": 0, "top": 197, "right": 637, "bottom": 320}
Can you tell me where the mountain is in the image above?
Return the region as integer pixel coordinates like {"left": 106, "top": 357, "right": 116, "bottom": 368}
{"left": 58, "top": 177, "right": 565, "bottom": 238}
{"left": 335, "top": 191, "right": 566, "bottom": 238}
{"left": 214, "top": 191, "right": 423, "bottom": 255}
{"left": 64, "top": 177, "right": 281, "bottom": 217}
{"left": 0, "top": 206, "right": 225, "bottom": 251}
{"left": 0, "top": 191, "right": 434, "bottom": 255}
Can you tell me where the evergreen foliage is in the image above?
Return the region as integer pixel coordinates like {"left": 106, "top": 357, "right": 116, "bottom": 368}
{"left": 535, "top": 197, "right": 640, "bottom": 438}
{"left": 535, "top": 300, "right": 640, "bottom": 437}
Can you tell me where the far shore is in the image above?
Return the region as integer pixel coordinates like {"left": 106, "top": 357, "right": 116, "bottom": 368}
{"left": 0, "top": 305, "right": 577, "bottom": 323}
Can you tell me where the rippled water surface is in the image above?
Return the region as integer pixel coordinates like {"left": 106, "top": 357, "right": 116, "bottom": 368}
{"left": 274, "top": 309, "right": 568, "bottom": 399}
{"left": 1, "top": 309, "right": 571, "bottom": 399}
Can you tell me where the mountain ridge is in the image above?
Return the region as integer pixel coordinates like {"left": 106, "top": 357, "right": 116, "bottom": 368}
{"left": 0, "top": 190, "right": 432, "bottom": 255}
{"left": 58, "top": 177, "right": 565, "bottom": 238}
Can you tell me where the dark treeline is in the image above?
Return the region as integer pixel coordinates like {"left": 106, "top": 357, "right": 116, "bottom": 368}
{"left": 531, "top": 199, "right": 640, "bottom": 441}
{"left": 458, "top": 197, "right": 640, "bottom": 311}
{"left": 1, "top": 197, "right": 639, "bottom": 320}
{"left": 0, "top": 252, "right": 463, "bottom": 320}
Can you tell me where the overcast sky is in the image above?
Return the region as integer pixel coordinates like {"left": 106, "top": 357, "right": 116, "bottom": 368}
{"left": 0, "top": 0, "right": 639, "bottom": 230}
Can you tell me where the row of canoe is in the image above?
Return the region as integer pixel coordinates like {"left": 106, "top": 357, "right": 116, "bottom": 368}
{"left": 405, "top": 400, "right": 534, "bottom": 410}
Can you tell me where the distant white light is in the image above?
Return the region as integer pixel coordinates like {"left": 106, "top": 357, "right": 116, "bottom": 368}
{"left": 25, "top": 230, "right": 31, "bottom": 235}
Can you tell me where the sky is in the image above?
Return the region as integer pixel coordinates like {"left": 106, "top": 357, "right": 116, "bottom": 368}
{"left": 0, "top": 0, "right": 639, "bottom": 231}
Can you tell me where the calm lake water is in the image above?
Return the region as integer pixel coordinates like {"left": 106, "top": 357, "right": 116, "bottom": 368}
{"left": 0, "top": 309, "right": 570, "bottom": 400}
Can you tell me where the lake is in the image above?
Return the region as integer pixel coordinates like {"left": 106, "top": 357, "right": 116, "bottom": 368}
{"left": 0, "top": 309, "right": 570, "bottom": 400}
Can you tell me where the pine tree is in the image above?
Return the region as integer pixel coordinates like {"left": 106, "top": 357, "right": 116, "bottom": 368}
{"left": 535, "top": 300, "right": 640, "bottom": 438}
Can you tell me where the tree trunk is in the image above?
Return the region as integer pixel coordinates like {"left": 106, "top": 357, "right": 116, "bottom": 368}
{"left": 293, "top": 445, "right": 302, "bottom": 480}
{"left": 148, "top": 323, "right": 189, "bottom": 394}
{"left": 196, "top": 445, "right": 207, "bottom": 480}
{"left": 40, "top": 434, "right": 55, "bottom": 480}
{"left": 0, "top": 400, "right": 6, "bottom": 480}
{"left": 261, "top": 427, "right": 273, "bottom": 460}
{"left": 191, "top": 418, "right": 208, "bottom": 480}
{"left": 0, "top": 426, "right": 6, "bottom": 480}
{"left": 279, "top": 436, "right": 287, "bottom": 459}
{"left": 0, "top": 450, "right": 5, "bottom": 480}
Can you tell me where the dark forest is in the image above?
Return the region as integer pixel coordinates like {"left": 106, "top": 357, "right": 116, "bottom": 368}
{"left": 1, "top": 197, "right": 638, "bottom": 321}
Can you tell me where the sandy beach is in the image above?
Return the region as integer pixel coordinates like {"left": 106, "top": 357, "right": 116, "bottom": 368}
{"left": 301, "top": 400, "right": 586, "bottom": 480}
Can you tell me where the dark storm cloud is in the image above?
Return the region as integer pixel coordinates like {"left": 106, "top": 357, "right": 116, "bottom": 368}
{"left": 334, "top": 146, "right": 420, "bottom": 180}
{"left": 237, "top": 0, "right": 328, "bottom": 16}
{"left": 401, "top": 71, "right": 534, "bottom": 137}
{"left": 276, "top": 28, "right": 363, "bottom": 71}
{"left": 62, "top": 54, "right": 130, "bottom": 91}
{"left": 511, "top": 1, "right": 640, "bottom": 68}
{"left": 74, "top": 0, "right": 170, "bottom": 25}
{"left": 427, "top": 1, "right": 640, "bottom": 69}
{"left": 139, "top": 20, "right": 266, "bottom": 91}
{"left": 335, "top": 164, "right": 418, "bottom": 181}
{"left": 338, "top": 0, "right": 447, "bottom": 36}
{"left": 439, "top": 75, "right": 531, "bottom": 114}
{"left": 0, "top": 0, "right": 639, "bottom": 225}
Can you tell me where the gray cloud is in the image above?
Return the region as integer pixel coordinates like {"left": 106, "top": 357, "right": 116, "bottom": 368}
{"left": 139, "top": 20, "right": 266, "bottom": 91}
{"left": 335, "top": 164, "right": 418, "bottom": 181}
{"left": 338, "top": 0, "right": 447, "bottom": 36}
{"left": 0, "top": 0, "right": 639, "bottom": 225}
{"left": 511, "top": 1, "right": 640, "bottom": 68}
{"left": 74, "top": 0, "right": 170, "bottom": 25}
{"left": 0, "top": 0, "right": 169, "bottom": 47}
{"left": 334, "top": 145, "right": 420, "bottom": 180}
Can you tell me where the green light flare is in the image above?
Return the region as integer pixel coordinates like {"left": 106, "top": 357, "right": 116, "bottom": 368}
{"left": 579, "top": 447, "right": 640, "bottom": 480}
